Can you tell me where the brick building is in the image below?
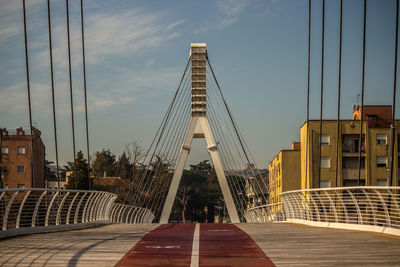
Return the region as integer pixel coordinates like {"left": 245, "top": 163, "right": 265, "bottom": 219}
{"left": 0, "top": 127, "right": 45, "bottom": 188}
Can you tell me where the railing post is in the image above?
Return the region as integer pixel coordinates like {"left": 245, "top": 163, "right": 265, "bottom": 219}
{"left": 56, "top": 192, "right": 70, "bottom": 225}
{"left": 89, "top": 193, "right": 102, "bottom": 222}
{"left": 66, "top": 192, "right": 80, "bottom": 225}
{"left": 361, "top": 188, "right": 377, "bottom": 226}
{"left": 105, "top": 196, "right": 116, "bottom": 222}
{"left": 74, "top": 192, "right": 88, "bottom": 224}
{"left": 308, "top": 193, "right": 321, "bottom": 222}
{"left": 313, "top": 191, "right": 328, "bottom": 222}
{"left": 334, "top": 189, "right": 348, "bottom": 223}
{"left": 375, "top": 189, "right": 390, "bottom": 227}
{"left": 346, "top": 189, "right": 363, "bottom": 224}
{"left": 126, "top": 206, "right": 134, "bottom": 223}
{"left": 323, "top": 190, "right": 338, "bottom": 223}
{"left": 82, "top": 192, "right": 95, "bottom": 223}
{"left": 387, "top": 189, "right": 400, "bottom": 225}
{"left": 45, "top": 191, "right": 59, "bottom": 226}
{"left": 32, "top": 190, "right": 47, "bottom": 227}
{"left": 3, "top": 191, "right": 18, "bottom": 230}
{"left": 16, "top": 190, "right": 31, "bottom": 229}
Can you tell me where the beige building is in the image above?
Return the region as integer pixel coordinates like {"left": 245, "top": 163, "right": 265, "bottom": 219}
{"left": 269, "top": 143, "right": 301, "bottom": 204}
{"left": 1, "top": 127, "right": 45, "bottom": 188}
{"left": 301, "top": 105, "right": 399, "bottom": 189}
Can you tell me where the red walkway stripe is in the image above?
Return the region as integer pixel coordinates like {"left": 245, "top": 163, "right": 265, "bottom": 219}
{"left": 115, "top": 223, "right": 195, "bottom": 267}
{"left": 199, "top": 223, "right": 275, "bottom": 267}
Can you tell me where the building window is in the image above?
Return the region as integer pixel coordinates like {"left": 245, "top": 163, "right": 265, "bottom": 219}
{"left": 376, "top": 134, "right": 387, "bottom": 145}
{"left": 320, "top": 135, "right": 330, "bottom": 145}
{"left": 17, "top": 165, "right": 25, "bottom": 173}
{"left": 320, "top": 157, "right": 330, "bottom": 168}
{"left": 17, "top": 146, "right": 26, "bottom": 155}
{"left": 17, "top": 184, "right": 25, "bottom": 189}
{"left": 320, "top": 179, "right": 331, "bottom": 188}
{"left": 1, "top": 165, "right": 8, "bottom": 174}
{"left": 1, "top": 146, "right": 8, "bottom": 154}
{"left": 376, "top": 157, "right": 387, "bottom": 168}
{"left": 377, "top": 179, "right": 387, "bottom": 186}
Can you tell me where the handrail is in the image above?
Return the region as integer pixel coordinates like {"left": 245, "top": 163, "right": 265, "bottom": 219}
{"left": 110, "top": 203, "right": 154, "bottom": 224}
{"left": 0, "top": 188, "right": 154, "bottom": 234}
{"left": 245, "top": 186, "right": 400, "bottom": 236}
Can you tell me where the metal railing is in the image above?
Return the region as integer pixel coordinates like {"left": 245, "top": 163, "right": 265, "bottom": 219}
{"left": 245, "top": 187, "right": 400, "bottom": 236}
{"left": 110, "top": 203, "right": 154, "bottom": 224}
{"left": 0, "top": 189, "right": 154, "bottom": 233}
{"left": 244, "top": 202, "right": 285, "bottom": 223}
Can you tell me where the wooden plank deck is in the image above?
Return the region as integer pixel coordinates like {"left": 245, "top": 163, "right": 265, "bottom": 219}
{"left": 0, "top": 223, "right": 399, "bottom": 266}
{"left": 0, "top": 224, "right": 158, "bottom": 267}
{"left": 238, "top": 223, "right": 400, "bottom": 266}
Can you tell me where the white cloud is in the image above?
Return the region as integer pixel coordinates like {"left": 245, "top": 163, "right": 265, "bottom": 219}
{"left": 0, "top": 3, "right": 185, "bottom": 117}
{"left": 216, "top": 0, "right": 249, "bottom": 29}
{"left": 0, "top": 0, "right": 46, "bottom": 44}
{"left": 83, "top": 9, "right": 183, "bottom": 65}
{"left": 28, "top": 7, "right": 184, "bottom": 71}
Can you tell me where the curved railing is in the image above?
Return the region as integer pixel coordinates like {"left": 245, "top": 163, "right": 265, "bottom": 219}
{"left": 280, "top": 186, "right": 400, "bottom": 235}
{"left": 244, "top": 203, "right": 285, "bottom": 223}
{"left": 0, "top": 189, "right": 117, "bottom": 231}
{"left": 245, "top": 187, "right": 400, "bottom": 236}
{"left": 110, "top": 203, "right": 154, "bottom": 224}
{"left": 0, "top": 189, "right": 155, "bottom": 236}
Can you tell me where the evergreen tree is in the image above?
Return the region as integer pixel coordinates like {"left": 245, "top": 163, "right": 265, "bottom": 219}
{"left": 92, "top": 149, "right": 116, "bottom": 177}
{"left": 65, "top": 151, "right": 91, "bottom": 190}
{"left": 116, "top": 152, "right": 131, "bottom": 179}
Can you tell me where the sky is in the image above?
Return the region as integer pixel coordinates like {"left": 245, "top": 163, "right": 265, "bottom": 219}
{"left": 0, "top": 0, "right": 399, "bottom": 168}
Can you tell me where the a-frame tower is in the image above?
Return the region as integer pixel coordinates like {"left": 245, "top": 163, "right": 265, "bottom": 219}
{"left": 160, "top": 43, "right": 240, "bottom": 223}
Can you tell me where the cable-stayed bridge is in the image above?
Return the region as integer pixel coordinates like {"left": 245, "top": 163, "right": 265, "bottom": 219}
{"left": 1, "top": 43, "right": 400, "bottom": 267}
{"left": 1, "top": 1, "right": 400, "bottom": 266}
{"left": 127, "top": 43, "right": 267, "bottom": 224}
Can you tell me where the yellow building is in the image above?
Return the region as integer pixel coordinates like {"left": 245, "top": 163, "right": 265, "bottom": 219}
{"left": 269, "top": 146, "right": 301, "bottom": 204}
{"left": 301, "top": 106, "right": 399, "bottom": 189}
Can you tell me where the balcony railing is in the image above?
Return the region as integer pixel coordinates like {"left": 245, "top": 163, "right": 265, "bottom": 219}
{"left": 342, "top": 144, "right": 365, "bottom": 153}
{"left": 342, "top": 168, "right": 366, "bottom": 179}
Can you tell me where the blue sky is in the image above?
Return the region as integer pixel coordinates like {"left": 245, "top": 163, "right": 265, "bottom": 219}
{"left": 0, "top": 0, "right": 398, "bottom": 168}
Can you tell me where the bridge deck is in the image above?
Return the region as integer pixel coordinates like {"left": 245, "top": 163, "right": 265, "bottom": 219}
{"left": 0, "top": 223, "right": 399, "bottom": 266}
{"left": 0, "top": 224, "right": 158, "bottom": 267}
{"left": 239, "top": 223, "right": 400, "bottom": 266}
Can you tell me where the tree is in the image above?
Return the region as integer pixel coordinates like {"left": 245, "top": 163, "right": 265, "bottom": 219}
{"left": 116, "top": 152, "right": 131, "bottom": 179}
{"left": 92, "top": 149, "right": 116, "bottom": 178}
{"left": 171, "top": 160, "right": 224, "bottom": 223}
{"left": 65, "top": 151, "right": 91, "bottom": 190}
{"left": 124, "top": 141, "right": 144, "bottom": 177}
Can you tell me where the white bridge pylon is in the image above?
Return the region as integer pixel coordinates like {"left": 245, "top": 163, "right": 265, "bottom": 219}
{"left": 160, "top": 43, "right": 240, "bottom": 223}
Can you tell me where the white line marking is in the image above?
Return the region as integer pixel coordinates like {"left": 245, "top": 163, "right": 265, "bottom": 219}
{"left": 190, "top": 223, "right": 200, "bottom": 267}
{"left": 145, "top": 246, "right": 181, "bottom": 249}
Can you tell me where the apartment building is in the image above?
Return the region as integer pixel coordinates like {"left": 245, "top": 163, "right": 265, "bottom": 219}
{"left": 300, "top": 105, "right": 399, "bottom": 189}
{"left": 269, "top": 142, "right": 301, "bottom": 204}
{"left": 0, "top": 127, "right": 45, "bottom": 188}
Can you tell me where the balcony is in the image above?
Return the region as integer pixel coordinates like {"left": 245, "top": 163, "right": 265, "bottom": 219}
{"left": 342, "top": 144, "right": 365, "bottom": 156}
{"left": 342, "top": 168, "right": 366, "bottom": 180}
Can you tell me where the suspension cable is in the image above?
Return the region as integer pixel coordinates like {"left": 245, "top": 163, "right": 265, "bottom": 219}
{"left": 80, "top": 0, "right": 91, "bottom": 189}
{"left": 47, "top": 0, "right": 60, "bottom": 189}
{"left": 22, "top": 0, "right": 35, "bottom": 186}
{"left": 358, "top": 0, "right": 367, "bottom": 186}
{"left": 335, "top": 0, "right": 343, "bottom": 187}
{"left": 65, "top": 0, "right": 77, "bottom": 188}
